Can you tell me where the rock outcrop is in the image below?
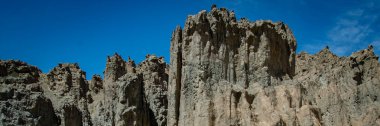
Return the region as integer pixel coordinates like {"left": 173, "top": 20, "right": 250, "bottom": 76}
{"left": 293, "top": 46, "right": 380, "bottom": 126}
{"left": 167, "top": 6, "right": 379, "bottom": 126}
{"left": 1, "top": 5, "right": 380, "bottom": 126}
{"left": 138, "top": 55, "right": 168, "bottom": 126}
{"left": 41, "top": 63, "right": 93, "bottom": 126}
{"left": 88, "top": 54, "right": 168, "bottom": 126}
{"left": 168, "top": 6, "right": 297, "bottom": 126}
{"left": 0, "top": 54, "right": 169, "bottom": 126}
{"left": 0, "top": 60, "right": 59, "bottom": 126}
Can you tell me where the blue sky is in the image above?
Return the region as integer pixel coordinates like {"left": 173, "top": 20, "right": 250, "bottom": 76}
{"left": 1, "top": 0, "right": 379, "bottom": 79}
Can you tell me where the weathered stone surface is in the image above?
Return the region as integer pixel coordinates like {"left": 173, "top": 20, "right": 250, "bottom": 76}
{"left": 114, "top": 73, "right": 147, "bottom": 126}
{"left": 168, "top": 6, "right": 297, "bottom": 126}
{"left": 88, "top": 54, "right": 147, "bottom": 126}
{"left": 41, "top": 63, "right": 92, "bottom": 126}
{"left": 138, "top": 55, "right": 168, "bottom": 126}
{"left": 0, "top": 55, "right": 168, "bottom": 126}
{"left": 167, "top": 5, "right": 380, "bottom": 126}
{"left": 293, "top": 46, "right": 380, "bottom": 126}
{"left": 0, "top": 60, "right": 40, "bottom": 84}
{"left": 88, "top": 54, "right": 168, "bottom": 126}
{"left": 0, "top": 60, "right": 59, "bottom": 126}
{"left": 1, "top": 5, "right": 380, "bottom": 126}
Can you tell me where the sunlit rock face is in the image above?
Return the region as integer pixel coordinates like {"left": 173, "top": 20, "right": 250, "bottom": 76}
{"left": 167, "top": 6, "right": 380, "bottom": 126}
{"left": 88, "top": 54, "right": 168, "bottom": 126}
{"left": 168, "top": 6, "right": 298, "bottom": 126}
{"left": 1, "top": 5, "right": 380, "bottom": 126}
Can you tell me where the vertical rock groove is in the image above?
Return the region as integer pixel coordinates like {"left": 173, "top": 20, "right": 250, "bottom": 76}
{"left": 168, "top": 26, "right": 183, "bottom": 126}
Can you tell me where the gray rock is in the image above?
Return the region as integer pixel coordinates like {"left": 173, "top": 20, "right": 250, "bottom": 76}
{"left": 88, "top": 54, "right": 144, "bottom": 126}
{"left": 293, "top": 46, "right": 380, "bottom": 126}
{"left": 138, "top": 55, "right": 168, "bottom": 126}
{"left": 1, "top": 5, "right": 380, "bottom": 126}
{"left": 41, "top": 63, "right": 92, "bottom": 126}
{"left": 167, "top": 6, "right": 297, "bottom": 126}
{"left": 88, "top": 54, "right": 168, "bottom": 126}
{"left": 167, "top": 6, "right": 380, "bottom": 126}
{"left": 0, "top": 60, "right": 40, "bottom": 84}
{"left": 0, "top": 60, "right": 59, "bottom": 126}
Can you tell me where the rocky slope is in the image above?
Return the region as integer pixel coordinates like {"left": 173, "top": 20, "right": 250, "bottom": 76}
{"left": 1, "top": 5, "right": 379, "bottom": 126}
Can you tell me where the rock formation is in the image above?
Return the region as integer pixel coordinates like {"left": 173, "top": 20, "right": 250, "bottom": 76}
{"left": 87, "top": 54, "right": 168, "bottom": 126}
{"left": 0, "top": 61, "right": 59, "bottom": 126}
{"left": 1, "top": 5, "right": 379, "bottom": 126}
{"left": 168, "top": 6, "right": 297, "bottom": 126}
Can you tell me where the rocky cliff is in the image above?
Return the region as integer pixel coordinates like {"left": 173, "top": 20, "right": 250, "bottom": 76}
{"left": 1, "top": 6, "right": 379, "bottom": 126}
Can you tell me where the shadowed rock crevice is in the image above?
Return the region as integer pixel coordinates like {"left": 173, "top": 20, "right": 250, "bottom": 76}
{"left": 244, "top": 92, "right": 255, "bottom": 109}
{"left": 232, "top": 91, "right": 242, "bottom": 108}
{"left": 63, "top": 104, "right": 83, "bottom": 126}
{"left": 353, "top": 71, "right": 363, "bottom": 85}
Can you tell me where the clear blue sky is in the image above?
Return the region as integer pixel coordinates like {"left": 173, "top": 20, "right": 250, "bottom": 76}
{"left": 1, "top": 0, "right": 379, "bottom": 79}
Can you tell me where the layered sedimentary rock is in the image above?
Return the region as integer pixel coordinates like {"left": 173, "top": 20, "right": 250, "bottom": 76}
{"left": 1, "top": 5, "right": 380, "bottom": 126}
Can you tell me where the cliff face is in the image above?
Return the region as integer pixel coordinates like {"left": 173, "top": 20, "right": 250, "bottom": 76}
{"left": 1, "top": 6, "right": 380, "bottom": 126}
{"left": 168, "top": 6, "right": 297, "bottom": 126}
{"left": 293, "top": 47, "right": 380, "bottom": 126}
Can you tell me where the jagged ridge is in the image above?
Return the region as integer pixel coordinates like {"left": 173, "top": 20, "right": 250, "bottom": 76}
{"left": 1, "top": 5, "right": 380, "bottom": 126}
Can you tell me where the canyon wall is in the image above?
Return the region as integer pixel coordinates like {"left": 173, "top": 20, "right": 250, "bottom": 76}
{"left": 1, "top": 6, "right": 379, "bottom": 126}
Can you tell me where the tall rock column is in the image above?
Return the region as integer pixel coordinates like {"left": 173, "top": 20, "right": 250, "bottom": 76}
{"left": 168, "top": 26, "right": 183, "bottom": 126}
{"left": 167, "top": 6, "right": 297, "bottom": 126}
